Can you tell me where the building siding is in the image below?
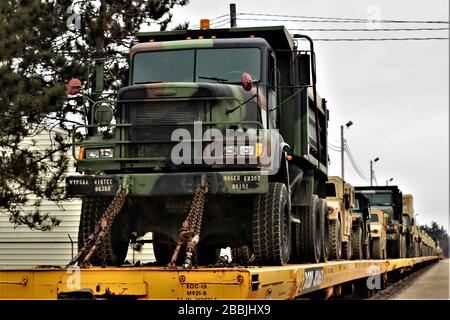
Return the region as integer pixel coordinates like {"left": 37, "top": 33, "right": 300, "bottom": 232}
{"left": 0, "top": 129, "right": 155, "bottom": 267}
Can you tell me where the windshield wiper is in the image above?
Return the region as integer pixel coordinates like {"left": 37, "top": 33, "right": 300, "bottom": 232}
{"left": 134, "top": 81, "right": 162, "bottom": 84}
{"left": 198, "top": 76, "right": 229, "bottom": 83}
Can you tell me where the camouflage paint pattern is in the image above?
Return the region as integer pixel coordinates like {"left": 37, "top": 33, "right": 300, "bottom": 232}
{"left": 70, "top": 28, "right": 329, "bottom": 207}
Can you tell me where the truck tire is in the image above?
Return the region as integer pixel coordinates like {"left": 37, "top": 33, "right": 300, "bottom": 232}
{"left": 297, "top": 194, "right": 322, "bottom": 263}
{"left": 153, "top": 232, "right": 176, "bottom": 265}
{"left": 351, "top": 226, "right": 363, "bottom": 260}
{"left": 319, "top": 199, "right": 330, "bottom": 262}
{"left": 252, "top": 182, "right": 290, "bottom": 265}
{"left": 329, "top": 218, "right": 342, "bottom": 260}
{"left": 363, "top": 242, "right": 370, "bottom": 260}
{"left": 363, "top": 231, "right": 370, "bottom": 260}
{"left": 197, "top": 245, "right": 220, "bottom": 265}
{"left": 78, "top": 197, "right": 129, "bottom": 266}
{"left": 389, "top": 235, "right": 402, "bottom": 258}
{"left": 342, "top": 230, "right": 352, "bottom": 260}
{"left": 414, "top": 242, "right": 419, "bottom": 257}
{"left": 231, "top": 245, "right": 252, "bottom": 265}
{"left": 401, "top": 235, "right": 407, "bottom": 258}
{"left": 371, "top": 238, "right": 383, "bottom": 259}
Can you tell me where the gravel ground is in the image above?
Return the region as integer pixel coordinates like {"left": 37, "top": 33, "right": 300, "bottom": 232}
{"left": 370, "top": 259, "right": 449, "bottom": 300}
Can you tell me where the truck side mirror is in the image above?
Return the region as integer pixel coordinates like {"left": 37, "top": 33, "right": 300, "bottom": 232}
{"left": 241, "top": 72, "right": 253, "bottom": 91}
{"left": 298, "top": 54, "right": 311, "bottom": 86}
{"left": 343, "top": 194, "right": 350, "bottom": 210}
{"left": 66, "top": 78, "right": 82, "bottom": 95}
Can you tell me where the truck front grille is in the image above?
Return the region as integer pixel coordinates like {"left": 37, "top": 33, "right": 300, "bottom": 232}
{"left": 124, "top": 101, "right": 206, "bottom": 159}
{"left": 127, "top": 143, "right": 177, "bottom": 159}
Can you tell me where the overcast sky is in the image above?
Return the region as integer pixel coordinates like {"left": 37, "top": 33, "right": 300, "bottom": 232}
{"left": 158, "top": 0, "right": 449, "bottom": 229}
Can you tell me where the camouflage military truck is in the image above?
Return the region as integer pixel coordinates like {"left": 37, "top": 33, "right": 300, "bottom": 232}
{"left": 352, "top": 191, "right": 371, "bottom": 259}
{"left": 418, "top": 229, "right": 429, "bottom": 256}
{"left": 419, "top": 229, "right": 438, "bottom": 257}
{"left": 411, "top": 223, "right": 421, "bottom": 257}
{"left": 66, "top": 25, "right": 330, "bottom": 266}
{"left": 355, "top": 186, "right": 404, "bottom": 258}
{"left": 369, "top": 208, "right": 388, "bottom": 259}
{"left": 325, "top": 176, "right": 353, "bottom": 260}
{"left": 402, "top": 194, "right": 416, "bottom": 257}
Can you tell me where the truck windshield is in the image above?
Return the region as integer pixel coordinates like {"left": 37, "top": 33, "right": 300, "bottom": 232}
{"left": 370, "top": 214, "right": 379, "bottom": 222}
{"left": 132, "top": 48, "right": 261, "bottom": 84}
{"left": 364, "top": 193, "right": 393, "bottom": 206}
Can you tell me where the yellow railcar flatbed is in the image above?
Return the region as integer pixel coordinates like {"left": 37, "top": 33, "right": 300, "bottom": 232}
{"left": 0, "top": 256, "right": 438, "bottom": 300}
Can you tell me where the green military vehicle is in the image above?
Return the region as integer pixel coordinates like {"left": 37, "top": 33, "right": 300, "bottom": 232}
{"left": 402, "top": 194, "right": 416, "bottom": 257}
{"left": 355, "top": 186, "right": 404, "bottom": 258}
{"left": 411, "top": 223, "right": 421, "bottom": 257}
{"left": 325, "top": 176, "right": 353, "bottom": 260}
{"left": 352, "top": 191, "right": 371, "bottom": 259}
{"left": 66, "top": 25, "right": 330, "bottom": 267}
{"left": 369, "top": 208, "right": 388, "bottom": 259}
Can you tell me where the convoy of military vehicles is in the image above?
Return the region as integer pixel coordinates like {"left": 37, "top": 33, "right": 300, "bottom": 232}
{"left": 65, "top": 21, "right": 443, "bottom": 268}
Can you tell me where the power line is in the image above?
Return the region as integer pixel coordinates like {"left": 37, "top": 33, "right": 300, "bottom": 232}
{"left": 373, "top": 171, "right": 379, "bottom": 186}
{"left": 344, "top": 143, "right": 367, "bottom": 174}
{"left": 328, "top": 142, "right": 341, "bottom": 149}
{"left": 210, "top": 18, "right": 231, "bottom": 26}
{"left": 345, "top": 153, "right": 371, "bottom": 181}
{"left": 328, "top": 142, "right": 370, "bottom": 182}
{"left": 311, "top": 37, "right": 448, "bottom": 41}
{"left": 190, "top": 14, "right": 229, "bottom": 28}
{"left": 288, "top": 27, "right": 449, "bottom": 32}
{"left": 328, "top": 144, "right": 341, "bottom": 152}
{"left": 212, "top": 19, "right": 232, "bottom": 29}
{"left": 344, "top": 144, "right": 371, "bottom": 180}
{"left": 346, "top": 155, "right": 371, "bottom": 182}
{"left": 237, "top": 13, "right": 449, "bottom": 24}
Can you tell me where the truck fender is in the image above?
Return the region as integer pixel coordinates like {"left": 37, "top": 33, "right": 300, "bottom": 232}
{"left": 327, "top": 204, "right": 339, "bottom": 220}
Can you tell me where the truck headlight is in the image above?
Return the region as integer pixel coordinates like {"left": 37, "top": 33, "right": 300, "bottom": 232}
{"left": 85, "top": 149, "right": 100, "bottom": 159}
{"left": 99, "top": 148, "right": 114, "bottom": 158}
{"left": 239, "top": 145, "right": 255, "bottom": 156}
{"left": 224, "top": 145, "right": 236, "bottom": 156}
{"left": 85, "top": 148, "right": 114, "bottom": 159}
{"left": 223, "top": 143, "right": 263, "bottom": 157}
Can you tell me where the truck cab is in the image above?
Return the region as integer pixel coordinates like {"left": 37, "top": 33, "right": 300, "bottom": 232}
{"left": 355, "top": 186, "right": 405, "bottom": 258}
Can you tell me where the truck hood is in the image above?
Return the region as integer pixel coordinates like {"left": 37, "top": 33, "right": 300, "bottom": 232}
{"left": 118, "top": 82, "right": 263, "bottom": 106}
{"left": 372, "top": 205, "right": 394, "bottom": 222}
{"left": 117, "top": 82, "right": 266, "bottom": 126}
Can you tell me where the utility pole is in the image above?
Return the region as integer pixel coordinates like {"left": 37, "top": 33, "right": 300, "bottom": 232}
{"left": 230, "top": 3, "right": 237, "bottom": 28}
{"left": 341, "top": 125, "right": 344, "bottom": 182}
{"left": 370, "top": 157, "right": 379, "bottom": 186}
{"left": 95, "top": 0, "right": 107, "bottom": 94}
{"left": 370, "top": 160, "right": 373, "bottom": 187}
{"left": 341, "top": 121, "right": 353, "bottom": 188}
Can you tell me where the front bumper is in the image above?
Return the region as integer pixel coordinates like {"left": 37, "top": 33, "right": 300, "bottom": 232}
{"left": 66, "top": 171, "right": 268, "bottom": 197}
